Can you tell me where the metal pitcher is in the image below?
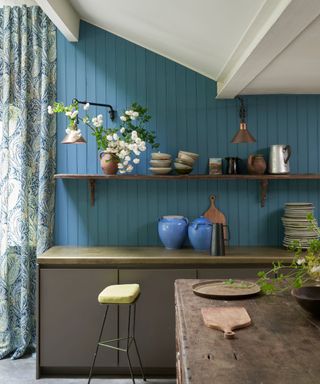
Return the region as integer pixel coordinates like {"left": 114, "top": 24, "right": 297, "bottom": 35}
{"left": 210, "top": 223, "right": 225, "bottom": 256}
{"left": 268, "top": 145, "right": 291, "bottom": 174}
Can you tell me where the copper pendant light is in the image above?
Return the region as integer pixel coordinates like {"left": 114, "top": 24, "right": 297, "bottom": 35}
{"left": 231, "top": 97, "right": 256, "bottom": 144}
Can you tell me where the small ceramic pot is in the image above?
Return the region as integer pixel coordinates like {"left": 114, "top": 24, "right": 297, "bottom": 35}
{"left": 100, "top": 152, "right": 119, "bottom": 175}
{"left": 188, "top": 216, "right": 213, "bottom": 251}
{"left": 158, "top": 215, "right": 188, "bottom": 249}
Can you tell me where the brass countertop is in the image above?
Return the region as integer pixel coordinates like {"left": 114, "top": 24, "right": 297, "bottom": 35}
{"left": 37, "top": 246, "right": 292, "bottom": 266}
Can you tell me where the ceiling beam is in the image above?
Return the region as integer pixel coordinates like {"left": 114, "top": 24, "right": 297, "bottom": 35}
{"left": 35, "top": 0, "right": 79, "bottom": 42}
{"left": 216, "top": 0, "right": 320, "bottom": 99}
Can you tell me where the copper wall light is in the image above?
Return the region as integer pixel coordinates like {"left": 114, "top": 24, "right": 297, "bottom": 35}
{"left": 231, "top": 96, "right": 256, "bottom": 144}
{"left": 61, "top": 98, "right": 116, "bottom": 144}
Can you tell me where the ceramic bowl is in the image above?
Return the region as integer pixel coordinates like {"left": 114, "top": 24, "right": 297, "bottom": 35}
{"left": 149, "top": 159, "right": 171, "bottom": 168}
{"left": 151, "top": 152, "right": 172, "bottom": 160}
{"left": 179, "top": 150, "right": 199, "bottom": 160}
{"left": 291, "top": 286, "right": 320, "bottom": 318}
{"left": 177, "top": 153, "right": 194, "bottom": 166}
{"left": 174, "top": 162, "right": 192, "bottom": 174}
{"left": 149, "top": 167, "right": 172, "bottom": 175}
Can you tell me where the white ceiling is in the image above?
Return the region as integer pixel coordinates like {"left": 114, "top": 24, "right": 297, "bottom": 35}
{"left": 69, "top": 0, "right": 265, "bottom": 80}
{"left": 241, "top": 14, "right": 320, "bottom": 94}
{"left": 8, "top": 0, "right": 320, "bottom": 98}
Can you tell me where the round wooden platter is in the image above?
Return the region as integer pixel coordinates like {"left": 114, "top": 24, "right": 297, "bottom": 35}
{"left": 192, "top": 279, "right": 261, "bottom": 299}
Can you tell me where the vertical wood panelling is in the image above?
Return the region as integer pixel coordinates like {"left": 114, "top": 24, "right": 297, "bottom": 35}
{"left": 56, "top": 22, "right": 320, "bottom": 247}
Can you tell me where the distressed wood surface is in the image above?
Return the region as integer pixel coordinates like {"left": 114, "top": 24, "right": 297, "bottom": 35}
{"left": 37, "top": 246, "right": 292, "bottom": 265}
{"left": 175, "top": 279, "right": 320, "bottom": 384}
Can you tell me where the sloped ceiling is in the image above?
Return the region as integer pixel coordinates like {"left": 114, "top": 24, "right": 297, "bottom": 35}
{"left": 20, "top": 0, "right": 320, "bottom": 97}
{"left": 69, "top": 0, "right": 265, "bottom": 80}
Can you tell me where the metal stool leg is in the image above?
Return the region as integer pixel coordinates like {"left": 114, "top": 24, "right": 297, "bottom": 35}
{"left": 126, "top": 304, "right": 135, "bottom": 384}
{"left": 132, "top": 302, "right": 146, "bottom": 381}
{"left": 88, "top": 305, "right": 109, "bottom": 384}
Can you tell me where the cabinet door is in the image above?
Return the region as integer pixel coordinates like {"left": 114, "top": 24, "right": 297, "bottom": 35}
{"left": 119, "top": 269, "right": 196, "bottom": 368}
{"left": 198, "top": 267, "right": 265, "bottom": 280}
{"left": 40, "top": 269, "right": 117, "bottom": 367}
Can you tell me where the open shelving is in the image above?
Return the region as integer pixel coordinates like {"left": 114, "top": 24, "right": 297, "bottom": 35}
{"left": 54, "top": 173, "right": 320, "bottom": 207}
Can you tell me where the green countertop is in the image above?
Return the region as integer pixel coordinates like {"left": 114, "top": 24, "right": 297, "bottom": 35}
{"left": 37, "top": 246, "right": 293, "bottom": 266}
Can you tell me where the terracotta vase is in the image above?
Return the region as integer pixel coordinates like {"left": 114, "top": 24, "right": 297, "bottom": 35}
{"left": 247, "top": 154, "right": 266, "bottom": 175}
{"left": 100, "top": 152, "right": 119, "bottom": 175}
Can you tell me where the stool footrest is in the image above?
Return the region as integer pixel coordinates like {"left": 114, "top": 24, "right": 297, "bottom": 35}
{"left": 98, "top": 336, "right": 134, "bottom": 353}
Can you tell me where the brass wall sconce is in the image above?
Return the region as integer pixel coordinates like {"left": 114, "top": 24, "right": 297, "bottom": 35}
{"left": 61, "top": 98, "right": 116, "bottom": 144}
{"left": 231, "top": 96, "right": 256, "bottom": 144}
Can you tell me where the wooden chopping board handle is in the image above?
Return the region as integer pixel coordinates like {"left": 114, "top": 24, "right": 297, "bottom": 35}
{"left": 210, "top": 194, "right": 216, "bottom": 206}
{"left": 224, "top": 330, "right": 236, "bottom": 339}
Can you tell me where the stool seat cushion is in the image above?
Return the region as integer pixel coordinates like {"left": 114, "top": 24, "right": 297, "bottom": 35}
{"left": 98, "top": 284, "right": 140, "bottom": 304}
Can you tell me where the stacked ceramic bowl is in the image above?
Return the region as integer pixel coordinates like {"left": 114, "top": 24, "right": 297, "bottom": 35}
{"left": 174, "top": 151, "right": 199, "bottom": 174}
{"left": 149, "top": 152, "right": 172, "bottom": 175}
{"left": 281, "top": 202, "right": 318, "bottom": 249}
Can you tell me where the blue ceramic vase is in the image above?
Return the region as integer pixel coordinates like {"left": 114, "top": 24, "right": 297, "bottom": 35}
{"left": 158, "top": 216, "right": 188, "bottom": 249}
{"left": 188, "top": 216, "right": 213, "bottom": 251}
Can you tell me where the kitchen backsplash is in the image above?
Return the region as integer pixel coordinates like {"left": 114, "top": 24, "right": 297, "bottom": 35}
{"left": 55, "top": 21, "right": 320, "bottom": 247}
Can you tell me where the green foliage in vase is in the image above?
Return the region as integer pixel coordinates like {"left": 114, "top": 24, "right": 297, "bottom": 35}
{"left": 257, "top": 213, "right": 320, "bottom": 294}
{"left": 48, "top": 100, "right": 158, "bottom": 173}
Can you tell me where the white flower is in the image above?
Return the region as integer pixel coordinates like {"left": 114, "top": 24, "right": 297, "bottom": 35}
{"left": 296, "top": 257, "right": 306, "bottom": 265}
{"left": 128, "top": 143, "right": 134, "bottom": 150}
{"left": 106, "top": 135, "right": 113, "bottom": 141}
{"left": 133, "top": 158, "right": 140, "bottom": 164}
{"left": 82, "top": 116, "right": 89, "bottom": 124}
{"left": 132, "top": 111, "right": 139, "bottom": 117}
{"left": 120, "top": 127, "right": 125, "bottom": 133}
{"left": 311, "top": 266, "right": 320, "bottom": 273}
{"left": 123, "top": 160, "right": 128, "bottom": 166}
{"left": 113, "top": 133, "right": 118, "bottom": 140}
{"left": 125, "top": 110, "right": 131, "bottom": 115}
{"left": 71, "top": 110, "right": 79, "bottom": 119}
{"left": 118, "top": 163, "right": 124, "bottom": 169}
{"left": 130, "top": 116, "right": 136, "bottom": 120}
{"left": 47, "top": 105, "right": 54, "bottom": 115}
{"left": 120, "top": 116, "right": 127, "bottom": 122}
{"left": 119, "top": 169, "right": 126, "bottom": 174}
{"left": 65, "top": 111, "right": 72, "bottom": 117}
{"left": 125, "top": 155, "right": 131, "bottom": 161}
{"left": 97, "top": 114, "right": 103, "bottom": 121}
{"left": 135, "top": 137, "right": 141, "bottom": 144}
{"left": 133, "top": 149, "right": 141, "bottom": 156}
{"left": 139, "top": 144, "right": 146, "bottom": 152}
{"left": 127, "top": 164, "right": 133, "bottom": 173}
{"left": 83, "top": 103, "right": 90, "bottom": 111}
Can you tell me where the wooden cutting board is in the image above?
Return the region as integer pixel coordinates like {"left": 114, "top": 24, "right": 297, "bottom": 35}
{"left": 203, "top": 194, "right": 226, "bottom": 224}
{"left": 201, "top": 307, "right": 251, "bottom": 339}
{"left": 203, "top": 194, "right": 227, "bottom": 242}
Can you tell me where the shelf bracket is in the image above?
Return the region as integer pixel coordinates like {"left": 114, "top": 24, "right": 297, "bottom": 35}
{"left": 89, "top": 179, "right": 96, "bottom": 207}
{"left": 260, "top": 180, "right": 268, "bottom": 207}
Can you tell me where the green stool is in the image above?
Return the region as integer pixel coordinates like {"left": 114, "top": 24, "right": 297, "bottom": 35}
{"left": 88, "top": 284, "right": 146, "bottom": 384}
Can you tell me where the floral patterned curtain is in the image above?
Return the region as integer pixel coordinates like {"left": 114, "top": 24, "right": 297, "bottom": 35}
{"left": 0, "top": 6, "right": 56, "bottom": 359}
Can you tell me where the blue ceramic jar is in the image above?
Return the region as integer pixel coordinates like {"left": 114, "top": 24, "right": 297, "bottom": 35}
{"left": 188, "top": 216, "right": 213, "bottom": 251}
{"left": 158, "top": 216, "right": 188, "bottom": 249}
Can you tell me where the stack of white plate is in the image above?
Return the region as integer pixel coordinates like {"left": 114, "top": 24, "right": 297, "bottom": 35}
{"left": 281, "top": 203, "right": 318, "bottom": 249}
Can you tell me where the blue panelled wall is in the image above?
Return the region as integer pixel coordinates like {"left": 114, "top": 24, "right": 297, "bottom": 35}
{"left": 55, "top": 21, "right": 320, "bottom": 247}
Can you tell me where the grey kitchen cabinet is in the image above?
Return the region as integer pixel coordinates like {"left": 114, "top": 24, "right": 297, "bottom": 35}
{"left": 118, "top": 269, "right": 196, "bottom": 369}
{"left": 39, "top": 269, "right": 118, "bottom": 367}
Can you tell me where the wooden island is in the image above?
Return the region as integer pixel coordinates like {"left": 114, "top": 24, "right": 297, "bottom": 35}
{"left": 37, "top": 246, "right": 292, "bottom": 378}
{"left": 175, "top": 279, "right": 320, "bottom": 384}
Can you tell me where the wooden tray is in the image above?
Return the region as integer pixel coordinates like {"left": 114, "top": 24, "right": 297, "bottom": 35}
{"left": 192, "top": 279, "right": 261, "bottom": 299}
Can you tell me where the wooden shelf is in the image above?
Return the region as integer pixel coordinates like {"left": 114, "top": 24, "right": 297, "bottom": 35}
{"left": 55, "top": 173, "right": 320, "bottom": 181}
{"left": 54, "top": 173, "right": 320, "bottom": 207}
